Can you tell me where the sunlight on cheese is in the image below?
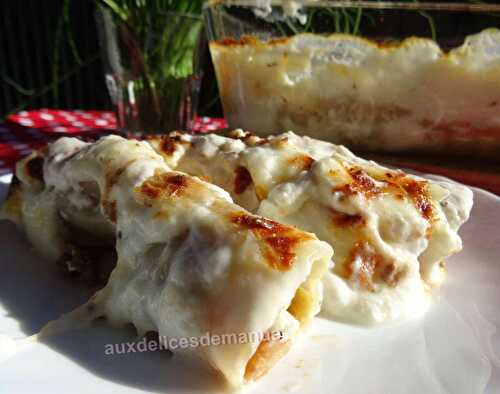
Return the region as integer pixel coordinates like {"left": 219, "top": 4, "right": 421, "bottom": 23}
{"left": 6, "top": 129, "right": 473, "bottom": 334}
{"left": 148, "top": 130, "right": 473, "bottom": 325}
{"left": 9, "top": 135, "right": 333, "bottom": 387}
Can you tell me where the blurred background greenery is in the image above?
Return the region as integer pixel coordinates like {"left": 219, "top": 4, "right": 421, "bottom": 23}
{"left": 1, "top": 0, "right": 497, "bottom": 120}
{"left": 0, "top": 0, "right": 223, "bottom": 119}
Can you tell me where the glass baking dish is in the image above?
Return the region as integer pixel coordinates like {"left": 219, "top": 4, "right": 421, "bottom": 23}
{"left": 204, "top": 1, "right": 500, "bottom": 158}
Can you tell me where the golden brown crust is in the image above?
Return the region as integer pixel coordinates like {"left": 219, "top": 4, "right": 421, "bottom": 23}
{"left": 332, "top": 166, "right": 381, "bottom": 199}
{"left": 330, "top": 208, "right": 366, "bottom": 228}
{"left": 332, "top": 165, "right": 434, "bottom": 223}
{"left": 229, "top": 212, "right": 313, "bottom": 271}
{"left": 343, "top": 240, "right": 407, "bottom": 291}
{"left": 380, "top": 172, "right": 434, "bottom": 221}
{"left": 288, "top": 155, "right": 315, "bottom": 171}
{"left": 146, "top": 133, "right": 192, "bottom": 157}
{"left": 211, "top": 32, "right": 476, "bottom": 54}
{"left": 136, "top": 171, "right": 193, "bottom": 202}
{"left": 398, "top": 178, "right": 433, "bottom": 221}
{"left": 226, "top": 130, "right": 268, "bottom": 146}
{"left": 213, "top": 36, "right": 290, "bottom": 49}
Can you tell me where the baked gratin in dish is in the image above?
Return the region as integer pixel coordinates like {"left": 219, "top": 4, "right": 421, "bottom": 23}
{"left": 210, "top": 29, "right": 500, "bottom": 157}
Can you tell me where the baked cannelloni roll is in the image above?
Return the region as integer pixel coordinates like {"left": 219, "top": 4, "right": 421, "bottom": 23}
{"left": 1, "top": 135, "right": 333, "bottom": 386}
{"left": 147, "top": 130, "right": 473, "bottom": 324}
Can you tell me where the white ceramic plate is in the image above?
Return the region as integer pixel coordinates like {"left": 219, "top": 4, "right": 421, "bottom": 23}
{"left": 0, "top": 173, "right": 499, "bottom": 394}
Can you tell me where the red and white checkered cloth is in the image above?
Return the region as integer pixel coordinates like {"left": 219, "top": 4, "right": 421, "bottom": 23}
{"left": 9, "top": 109, "right": 117, "bottom": 134}
{"left": 0, "top": 123, "right": 47, "bottom": 175}
{"left": 0, "top": 109, "right": 227, "bottom": 175}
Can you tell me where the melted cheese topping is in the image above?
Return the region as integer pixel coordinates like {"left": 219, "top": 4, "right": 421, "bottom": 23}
{"left": 9, "top": 135, "right": 332, "bottom": 387}
{"left": 210, "top": 30, "right": 500, "bottom": 155}
{"left": 148, "top": 130, "right": 473, "bottom": 324}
